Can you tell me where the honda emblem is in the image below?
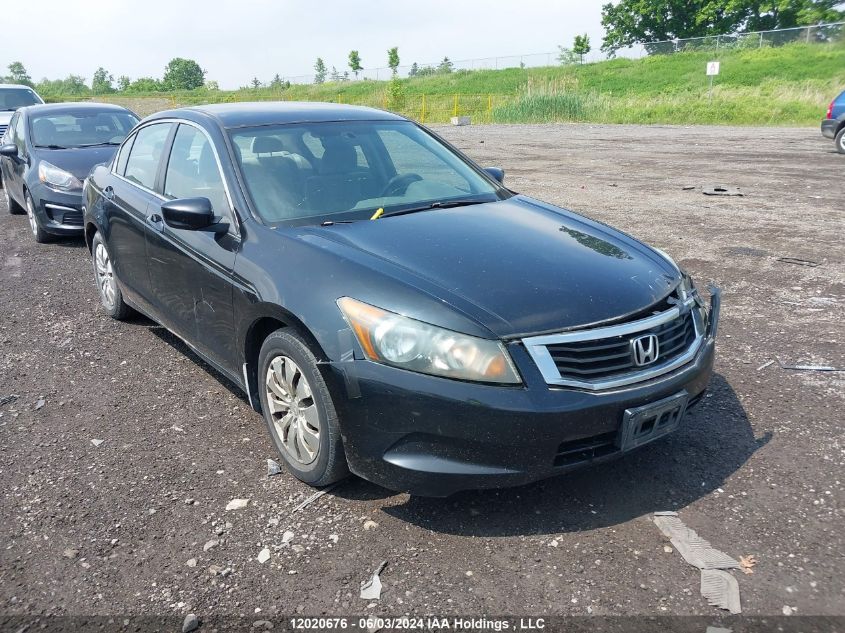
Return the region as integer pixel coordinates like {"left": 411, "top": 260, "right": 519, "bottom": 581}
{"left": 631, "top": 334, "right": 660, "bottom": 366}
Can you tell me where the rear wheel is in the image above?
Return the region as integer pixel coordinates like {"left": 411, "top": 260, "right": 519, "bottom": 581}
{"left": 2, "top": 177, "right": 24, "bottom": 214}
{"left": 91, "top": 231, "right": 133, "bottom": 320}
{"left": 836, "top": 127, "right": 845, "bottom": 155}
{"left": 258, "top": 328, "right": 348, "bottom": 487}
{"left": 25, "top": 193, "right": 50, "bottom": 243}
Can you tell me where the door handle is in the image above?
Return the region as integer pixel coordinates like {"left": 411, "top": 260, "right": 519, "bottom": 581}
{"left": 103, "top": 186, "right": 114, "bottom": 200}
{"left": 148, "top": 213, "right": 164, "bottom": 231}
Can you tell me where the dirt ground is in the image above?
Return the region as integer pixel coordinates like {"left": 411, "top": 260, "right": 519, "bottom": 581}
{"left": 1, "top": 124, "right": 843, "bottom": 630}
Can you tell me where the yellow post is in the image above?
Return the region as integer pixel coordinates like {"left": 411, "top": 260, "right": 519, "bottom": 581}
{"left": 337, "top": 93, "right": 342, "bottom": 104}
{"left": 487, "top": 94, "right": 492, "bottom": 122}
{"left": 421, "top": 94, "right": 426, "bottom": 124}
{"left": 453, "top": 94, "right": 458, "bottom": 117}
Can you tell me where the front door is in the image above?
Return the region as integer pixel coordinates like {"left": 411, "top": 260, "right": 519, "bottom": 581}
{"left": 145, "top": 123, "right": 239, "bottom": 375}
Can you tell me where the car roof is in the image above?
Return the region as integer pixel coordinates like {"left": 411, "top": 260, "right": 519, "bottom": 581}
{"left": 148, "top": 101, "right": 406, "bottom": 128}
{"left": 0, "top": 83, "right": 38, "bottom": 90}
{"left": 20, "top": 102, "right": 135, "bottom": 116}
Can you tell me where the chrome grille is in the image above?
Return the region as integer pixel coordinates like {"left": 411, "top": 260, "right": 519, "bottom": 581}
{"left": 547, "top": 312, "right": 695, "bottom": 379}
{"left": 0, "top": 124, "right": 7, "bottom": 140}
{"left": 522, "top": 299, "right": 704, "bottom": 391}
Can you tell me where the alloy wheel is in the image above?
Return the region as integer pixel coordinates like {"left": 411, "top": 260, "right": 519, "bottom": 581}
{"left": 265, "top": 355, "right": 320, "bottom": 465}
{"left": 94, "top": 243, "right": 117, "bottom": 309}
{"left": 25, "top": 197, "right": 38, "bottom": 236}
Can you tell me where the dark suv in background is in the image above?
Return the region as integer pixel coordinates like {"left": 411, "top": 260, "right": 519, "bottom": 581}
{"left": 822, "top": 89, "right": 845, "bottom": 153}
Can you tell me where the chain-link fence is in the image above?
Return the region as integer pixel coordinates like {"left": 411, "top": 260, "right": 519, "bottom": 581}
{"left": 276, "top": 22, "right": 844, "bottom": 85}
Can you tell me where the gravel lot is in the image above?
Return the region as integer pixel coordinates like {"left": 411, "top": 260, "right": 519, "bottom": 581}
{"left": 1, "top": 123, "right": 843, "bottom": 629}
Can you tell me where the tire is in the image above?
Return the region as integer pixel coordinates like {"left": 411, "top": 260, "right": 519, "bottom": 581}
{"left": 2, "top": 176, "right": 24, "bottom": 215}
{"left": 258, "top": 328, "right": 348, "bottom": 487}
{"left": 91, "top": 231, "right": 133, "bottom": 320}
{"left": 25, "top": 193, "right": 51, "bottom": 243}
{"left": 836, "top": 127, "right": 845, "bottom": 155}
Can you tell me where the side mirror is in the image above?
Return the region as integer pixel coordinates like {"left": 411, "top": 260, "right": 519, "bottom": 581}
{"left": 161, "top": 197, "right": 215, "bottom": 230}
{"left": 0, "top": 144, "right": 18, "bottom": 158}
{"left": 484, "top": 167, "right": 505, "bottom": 184}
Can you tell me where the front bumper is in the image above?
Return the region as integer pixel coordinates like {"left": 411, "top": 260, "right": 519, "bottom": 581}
{"left": 31, "top": 183, "right": 84, "bottom": 236}
{"left": 821, "top": 118, "right": 839, "bottom": 139}
{"left": 329, "top": 290, "right": 721, "bottom": 496}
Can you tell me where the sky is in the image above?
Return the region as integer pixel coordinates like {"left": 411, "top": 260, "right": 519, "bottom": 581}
{"left": 4, "top": 0, "right": 608, "bottom": 89}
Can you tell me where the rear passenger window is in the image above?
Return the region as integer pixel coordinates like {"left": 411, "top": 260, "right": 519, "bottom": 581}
{"left": 124, "top": 123, "right": 173, "bottom": 190}
{"left": 164, "top": 124, "right": 229, "bottom": 217}
{"left": 114, "top": 133, "right": 136, "bottom": 175}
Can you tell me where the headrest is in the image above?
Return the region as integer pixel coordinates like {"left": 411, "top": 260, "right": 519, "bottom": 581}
{"left": 252, "top": 136, "right": 284, "bottom": 155}
{"left": 32, "top": 118, "right": 57, "bottom": 141}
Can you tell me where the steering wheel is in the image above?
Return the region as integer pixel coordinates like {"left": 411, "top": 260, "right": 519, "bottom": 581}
{"left": 380, "top": 173, "right": 422, "bottom": 197}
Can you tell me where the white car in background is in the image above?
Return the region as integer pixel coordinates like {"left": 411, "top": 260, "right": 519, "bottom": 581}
{"left": 0, "top": 83, "right": 44, "bottom": 160}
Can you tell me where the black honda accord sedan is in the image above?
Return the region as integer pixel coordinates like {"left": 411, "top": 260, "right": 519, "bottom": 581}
{"left": 1, "top": 102, "right": 138, "bottom": 242}
{"left": 82, "top": 102, "right": 719, "bottom": 496}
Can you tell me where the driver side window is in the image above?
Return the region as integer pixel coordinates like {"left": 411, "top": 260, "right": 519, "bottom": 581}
{"left": 164, "top": 124, "right": 231, "bottom": 224}
{"left": 14, "top": 114, "right": 26, "bottom": 154}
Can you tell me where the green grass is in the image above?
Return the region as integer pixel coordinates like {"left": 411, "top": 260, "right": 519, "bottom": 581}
{"left": 89, "top": 41, "right": 845, "bottom": 125}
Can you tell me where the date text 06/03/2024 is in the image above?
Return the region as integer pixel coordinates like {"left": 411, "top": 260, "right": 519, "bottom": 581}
{"left": 289, "top": 617, "right": 546, "bottom": 630}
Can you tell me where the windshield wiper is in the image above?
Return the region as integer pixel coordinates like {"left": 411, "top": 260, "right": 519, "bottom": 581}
{"left": 34, "top": 144, "right": 68, "bottom": 149}
{"left": 380, "top": 197, "right": 493, "bottom": 219}
{"left": 77, "top": 141, "right": 121, "bottom": 147}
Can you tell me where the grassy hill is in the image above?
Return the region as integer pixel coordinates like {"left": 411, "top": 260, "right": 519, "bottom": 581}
{"left": 97, "top": 42, "right": 845, "bottom": 126}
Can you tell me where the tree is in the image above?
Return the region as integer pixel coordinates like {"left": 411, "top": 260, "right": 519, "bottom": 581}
{"left": 387, "top": 47, "right": 400, "bottom": 75}
{"left": 205, "top": 80, "right": 220, "bottom": 91}
{"left": 557, "top": 46, "right": 579, "bottom": 65}
{"left": 314, "top": 57, "right": 327, "bottom": 84}
{"left": 736, "top": 0, "right": 845, "bottom": 32}
{"left": 250, "top": 77, "right": 262, "bottom": 89}
{"left": 35, "top": 75, "right": 90, "bottom": 98}
{"left": 162, "top": 58, "right": 205, "bottom": 90}
{"left": 599, "top": 0, "right": 844, "bottom": 54}
{"left": 572, "top": 34, "right": 591, "bottom": 63}
{"left": 408, "top": 62, "right": 419, "bottom": 77}
{"left": 437, "top": 57, "right": 454, "bottom": 74}
{"left": 92, "top": 67, "right": 114, "bottom": 94}
{"left": 270, "top": 74, "right": 284, "bottom": 89}
{"left": 600, "top": 0, "right": 739, "bottom": 53}
{"left": 329, "top": 66, "right": 341, "bottom": 82}
{"left": 7, "top": 62, "right": 32, "bottom": 86}
{"left": 117, "top": 75, "right": 130, "bottom": 91}
{"left": 348, "top": 50, "right": 362, "bottom": 78}
{"left": 127, "top": 77, "right": 163, "bottom": 92}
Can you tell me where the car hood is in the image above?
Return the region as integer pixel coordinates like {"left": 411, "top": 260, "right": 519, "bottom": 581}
{"left": 34, "top": 146, "right": 118, "bottom": 181}
{"left": 308, "top": 196, "right": 681, "bottom": 337}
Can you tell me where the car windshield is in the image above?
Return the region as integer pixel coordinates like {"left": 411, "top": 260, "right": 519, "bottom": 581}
{"left": 0, "top": 87, "right": 41, "bottom": 111}
{"left": 30, "top": 110, "right": 138, "bottom": 149}
{"left": 230, "top": 120, "right": 506, "bottom": 225}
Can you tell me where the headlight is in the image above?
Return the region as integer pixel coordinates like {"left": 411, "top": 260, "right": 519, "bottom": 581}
{"left": 38, "top": 161, "right": 82, "bottom": 191}
{"left": 337, "top": 297, "right": 521, "bottom": 384}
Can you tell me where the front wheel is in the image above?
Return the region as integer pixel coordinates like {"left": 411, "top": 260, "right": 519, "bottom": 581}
{"left": 836, "top": 127, "right": 845, "bottom": 155}
{"left": 91, "top": 231, "right": 133, "bottom": 320}
{"left": 258, "top": 329, "right": 348, "bottom": 487}
{"left": 25, "top": 193, "right": 51, "bottom": 243}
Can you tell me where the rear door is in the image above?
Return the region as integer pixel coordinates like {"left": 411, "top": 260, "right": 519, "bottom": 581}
{"left": 106, "top": 122, "right": 174, "bottom": 309}
{"left": 145, "top": 122, "right": 240, "bottom": 375}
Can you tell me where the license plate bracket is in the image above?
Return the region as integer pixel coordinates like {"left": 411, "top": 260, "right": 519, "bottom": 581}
{"left": 618, "top": 391, "right": 689, "bottom": 451}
